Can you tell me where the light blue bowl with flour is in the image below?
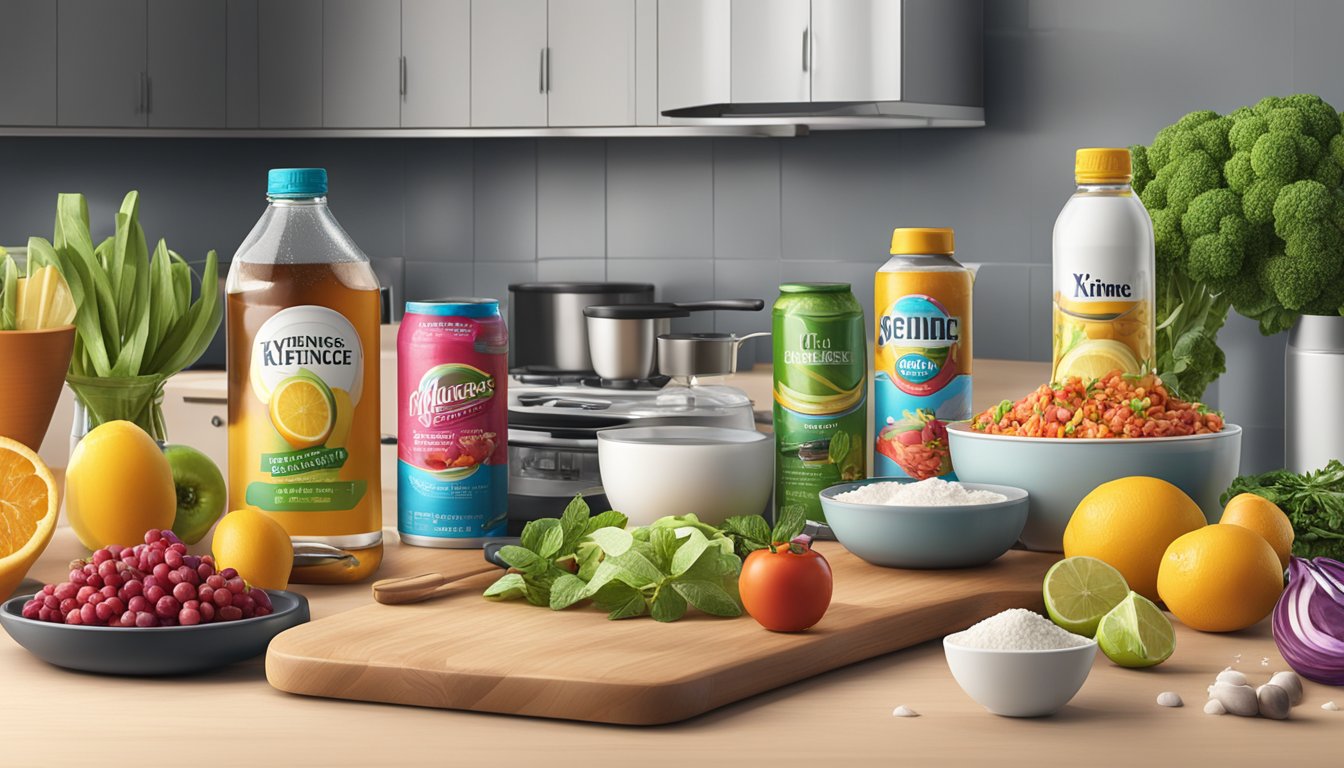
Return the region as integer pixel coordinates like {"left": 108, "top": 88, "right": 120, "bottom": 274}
{"left": 818, "top": 478, "right": 1029, "bottom": 569}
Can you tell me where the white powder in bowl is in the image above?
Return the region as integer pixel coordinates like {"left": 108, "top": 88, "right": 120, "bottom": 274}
{"left": 945, "top": 608, "right": 1093, "bottom": 651}
{"left": 835, "top": 477, "right": 1008, "bottom": 506}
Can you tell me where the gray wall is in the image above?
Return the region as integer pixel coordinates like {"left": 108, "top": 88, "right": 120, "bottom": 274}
{"left": 3, "top": 0, "right": 1340, "bottom": 471}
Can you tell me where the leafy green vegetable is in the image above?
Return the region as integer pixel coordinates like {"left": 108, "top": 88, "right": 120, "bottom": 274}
{"left": 720, "top": 505, "right": 807, "bottom": 557}
{"left": 1131, "top": 94, "right": 1344, "bottom": 400}
{"left": 828, "top": 430, "right": 850, "bottom": 465}
{"left": 0, "top": 254, "right": 16, "bottom": 331}
{"left": 1222, "top": 460, "right": 1344, "bottom": 559}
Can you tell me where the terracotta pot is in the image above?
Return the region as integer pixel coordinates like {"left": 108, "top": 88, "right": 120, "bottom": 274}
{"left": 0, "top": 325, "right": 75, "bottom": 450}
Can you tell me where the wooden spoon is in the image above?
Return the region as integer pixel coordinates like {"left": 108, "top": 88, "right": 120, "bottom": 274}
{"left": 371, "top": 571, "right": 487, "bottom": 605}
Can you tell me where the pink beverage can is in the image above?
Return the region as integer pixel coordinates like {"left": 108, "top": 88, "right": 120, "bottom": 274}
{"left": 398, "top": 298, "right": 509, "bottom": 548}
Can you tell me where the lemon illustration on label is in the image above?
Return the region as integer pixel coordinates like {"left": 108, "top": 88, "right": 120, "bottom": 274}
{"left": 1054, "top": 339, "right": 1140, "bottom": 381}
{"left": 269, "top": 370, "right": 337, "bottom": 449}
{"left": 325, "top": 388, "right": 354, "bottom": 449}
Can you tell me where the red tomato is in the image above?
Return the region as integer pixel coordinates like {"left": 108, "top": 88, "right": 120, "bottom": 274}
{"left": 739, "top": 543, "right": 833, "bottom": 632}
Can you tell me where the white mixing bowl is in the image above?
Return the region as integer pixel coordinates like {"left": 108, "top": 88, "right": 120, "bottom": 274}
{"left": 596, "top": 426, "right": 773, "bottom": 527}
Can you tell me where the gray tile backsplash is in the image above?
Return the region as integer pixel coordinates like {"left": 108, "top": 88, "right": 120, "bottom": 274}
{"left": 472, "top": 140, "right": 536, "bottom": 262}
{"left": 607, "top": 139, "right": 714, "bottom": 260}
{"left": 537, "top": 140, "right": 605, "bottom": 261}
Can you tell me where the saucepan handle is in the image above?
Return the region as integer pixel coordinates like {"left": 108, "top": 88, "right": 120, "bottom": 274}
{"left": 674, "top": 298, "right": 765, "bottom": 313}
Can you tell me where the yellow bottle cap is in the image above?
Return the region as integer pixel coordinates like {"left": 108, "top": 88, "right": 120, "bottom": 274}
{"left": 890, "top": 227, "right": 955, "bottom": 255}
{"left": 1075, "top": 148, "right": 1132, "bottom": 184}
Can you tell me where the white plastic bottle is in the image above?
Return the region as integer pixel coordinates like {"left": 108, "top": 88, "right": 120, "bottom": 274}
{"left": 1052, "top": 148, "right": 1155, "bottom": 382}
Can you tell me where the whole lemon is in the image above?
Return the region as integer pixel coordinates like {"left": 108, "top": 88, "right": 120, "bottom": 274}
{"left": 65, "top": 421, "right": 177, "bottom": 550}
{"left": 1157, "top": 524, "right": 1284, "bottom": 632}
{"left": 1220, "top": 493, "right": 1294, "bottom": 569}
{"left": 212, "top": 509, "right": 294, "bottom": 590}
{"left": 1063, "top": 476, "right": 1206, "bottom": 601}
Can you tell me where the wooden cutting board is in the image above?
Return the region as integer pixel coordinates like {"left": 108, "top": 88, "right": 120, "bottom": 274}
{"left": 267, "top": 544, "right": 1056, "bottom": 725}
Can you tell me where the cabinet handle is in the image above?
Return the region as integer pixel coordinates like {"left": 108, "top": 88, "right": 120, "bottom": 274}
{"left": 802, "top": 28, "right": 810, "bottom": 72}
{"left": 399, "top": 56, "right": 407, "bottom": 97}
{"left": 137, "top": 72, "right": 146, "bottom": 113}
{"left": 539, "top": 48, "right": 546, "bottom": 93}
{"left": 210, "top": 416, "right": 223, "bottom": 428}
{"left": 545, "top": 47, "right": 551, "bottom": 93}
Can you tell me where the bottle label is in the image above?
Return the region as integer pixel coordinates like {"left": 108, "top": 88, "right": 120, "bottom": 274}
{"left": 1053, "top": 245, "right": 1142, "bottom": 310}
{"left": 245, "top": 306, "right": 366, "bottom": 512}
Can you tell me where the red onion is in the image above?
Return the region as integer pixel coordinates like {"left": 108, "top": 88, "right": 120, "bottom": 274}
{"left": 1273, "top": 556, "right": 1344, "bottom": 685}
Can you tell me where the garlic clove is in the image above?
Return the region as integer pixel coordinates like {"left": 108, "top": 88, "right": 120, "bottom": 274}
{"left": 1257, "top": 684, "right": 1291, "bottom": 720}
{"left": 1208, "top": 682, "right": 1259, "bottom": 717}
{"left": 1156, "top": 691, "right": 1183, "bottom": 708}
{"left": 1268, "top": 671, "right": 1304, "bottom": 707}
{"left": 1215, "top": 668, "right": 1249, "bottom": 687}
{"left": 1204, "top": 698, "right": 1227, "bottom": 715}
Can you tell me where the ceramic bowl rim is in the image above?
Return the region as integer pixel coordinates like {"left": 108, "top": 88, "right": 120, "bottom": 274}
{"left": 819, "top": 477, "right": 1028, "bottom": 514}
{"left": 596, "top": 425, "right": 770, "bottom": 447}
{"left": 942, "top": 635, "right": 1099, "bottom": 655}
{"left": 947, "top": 421, "right": 1242, "bottom": 445}
{"left": 0, "top": 589, "right": 304, "bottom": 634}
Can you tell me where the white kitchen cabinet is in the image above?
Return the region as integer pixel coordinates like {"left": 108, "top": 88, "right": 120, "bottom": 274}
{"left": 401, "top": 0, "right": 471, "bottom": 127}
{"left": 259, "top": 0, "right": 323, "bottom": 128}
{"left": 0, "top": 1, "right": 57, "bottom": 126}
{"left": 324, "top": 0, "right": 400, "bottom": 128}
{"left": 657, "top": 0, "right": 729, "bottom": 121}
{"left": 810, "top": 0, "right": 901, "bottom": 103}
{"left": 731, "top": 0, "right": 809, "bottom": 104}
{"left": 547, "top": 0, "right": 634, "bottom": 127}
{"left": 470, "top": 0, "right": 548, "bottom": 127}
{"left": 57, "top": 0, "right": 148, "bottom": 127}
{"left": 147, "top": 0, "right": 227, "bottom": 128}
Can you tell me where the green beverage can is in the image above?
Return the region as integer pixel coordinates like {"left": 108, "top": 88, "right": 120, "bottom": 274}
{"left": 772, "top": 283, "right": 867, "bottom": 523}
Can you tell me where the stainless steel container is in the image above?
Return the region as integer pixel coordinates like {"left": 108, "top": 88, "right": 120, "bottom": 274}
{"left": 1287, "top": 314, "right": 1344, "bottom": 473}
{"left": 584, "top": 300, "right": 765, "bottom": 381}
{"left": 657, "top": 332, "right": 771, "bottom": 377}
{"left": 508, "top": 282, "right": 654, "bottom": 373}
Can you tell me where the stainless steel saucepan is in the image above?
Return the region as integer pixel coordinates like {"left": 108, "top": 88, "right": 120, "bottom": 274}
{"left": 657, "top": 331, "right": 772, "bottom": 377}
{"left": 508, "top": 282, "right": 654, "bottom": 373}
{"left": 583, "top": 299, "right": 765, "bottom": 380}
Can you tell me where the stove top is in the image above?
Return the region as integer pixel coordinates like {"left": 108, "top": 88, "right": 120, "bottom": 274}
{"left": 510, "top": 372, "right": 670, "bottom": 390}
{"left": 508, "top": 378, "right": 754, "bottom": 436}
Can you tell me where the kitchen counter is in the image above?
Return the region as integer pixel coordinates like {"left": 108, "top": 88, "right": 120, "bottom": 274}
{"left": 7, "top": 360, "right": 1339, "bottom": 765}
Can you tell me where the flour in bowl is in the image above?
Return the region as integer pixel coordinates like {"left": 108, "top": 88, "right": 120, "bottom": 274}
{"left": 835, "top": 477, "right": 1007, "bottom": 506}
{"left": 946, "top": 608, "right": 1093, "bottom": 651}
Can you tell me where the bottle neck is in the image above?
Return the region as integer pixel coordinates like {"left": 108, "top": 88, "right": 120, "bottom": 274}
{"left": 1074, "top": 181, "right": 1132, "bottom": 193}
{"left": 267, "top": 195, "right": 329, "bottom": 206}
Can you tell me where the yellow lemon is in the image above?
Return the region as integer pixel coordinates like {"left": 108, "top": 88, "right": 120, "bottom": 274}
{"left": 1158, "top": 524, "right": 1284, "bottom": 632}
{"left": 0, "top": 437, "right": 59, "bottom": 599}
{"left": 65, "top": 421, "right": 177, "bottom": 550}
{"left": 1219, "top": 493, "right": 1294, "bottom": 570}
{"left": 1055, "top": 339, "right": 1141, "bottom": 381}
{"left": 212, "top": 509, "right": 294, "bottom": 590}
{"left": 269, "top": 374, "right": 335, "bottom": 450}
{"left": 1063, "top": 476, "right": 1206, "bottom": 601}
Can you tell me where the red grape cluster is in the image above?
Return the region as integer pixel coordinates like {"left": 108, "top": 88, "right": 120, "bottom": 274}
{"left": 21, "top": 529, "right": 274, "bottom": 627}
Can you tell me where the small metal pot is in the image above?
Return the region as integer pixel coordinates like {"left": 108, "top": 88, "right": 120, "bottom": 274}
{"left": 584, "top": 299, "right": 765, "bottom": 380}
{"left": 508, "top": 282, "right": 654, "bottom": 373}
{"left": 657, "top": 332, "right": 771, "bottom": 377}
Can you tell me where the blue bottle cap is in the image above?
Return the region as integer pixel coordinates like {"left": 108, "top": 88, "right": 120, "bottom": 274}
{"left": 267, "top": 168, "right": 328, "bottom": 198}
{"left": 405, "top": 298, "right": 501, "bottom": 318}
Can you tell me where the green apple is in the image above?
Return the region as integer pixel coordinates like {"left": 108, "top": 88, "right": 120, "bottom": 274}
{"left": 163, "top": 444, "right": 227, "bottom": 544}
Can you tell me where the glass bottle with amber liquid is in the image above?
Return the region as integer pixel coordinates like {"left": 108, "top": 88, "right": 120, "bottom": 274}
{"left": 225, "top": 168, "right": 383, "bottom": 583}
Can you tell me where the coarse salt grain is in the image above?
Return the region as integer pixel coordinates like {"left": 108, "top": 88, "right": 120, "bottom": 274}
{"left": 836, "top": 478, "right": 1008, "bottom": 507}
{"left": 1324, "top": 701, "right": 1340, "bottom": 712}
{"left": 945, "top": 608, "right": 1092, "bottom": 651}
{"left": 891, "top": 705, "right": 920, "bottom": 717}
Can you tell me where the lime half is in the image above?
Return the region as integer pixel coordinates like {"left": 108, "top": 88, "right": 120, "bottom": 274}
{"left": 1096, "top": 592, "right": 1176, "bottom": 668}
{"left": 1043, "top": 556, "right": 1130, "bottom": 636}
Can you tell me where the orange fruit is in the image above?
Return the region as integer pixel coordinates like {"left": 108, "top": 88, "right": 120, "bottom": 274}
{"left": 1157, "top": 524, "right": 1284, "bottom": 632}
{"left": 65, "top": 420, "right": 177, "bottom": 550}
{"left": 0, "top": 436, "right": 59, "bottom": 599}
{"left": 212, "top": 509, "right": 294, "bottom": 590}
{"left": 1220, "top": 493, "right": 1293, "bottom": 569}
{"left": 1063, "top": 476, "right": 1206, "bottom": 601}
{"left": 269, "top": 375, "right": 335, "bottom": 449}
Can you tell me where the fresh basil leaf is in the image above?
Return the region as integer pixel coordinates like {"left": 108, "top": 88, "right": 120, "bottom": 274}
{"left": 548, "top": 573, "right": 590, "bottom": 610}
{"left": 650, "top": 586, "right": 688, "bottom": 623}
{"left": 828, "top": 430, "right": 850, "bottom": 465}
{"left": 559, "top": 494, "right": 591, "bottom": 551}
{"left": 497, "top": 545, "right": 546, "bottom": 574}
{"left": 772, "top": 505, "right": 807, "bottom": 544}
{"left": 582, "top": 560, "right": 622, "bottom": 595}
{"left": 672, "top": 579, "right": 742, "bottom": 617}
{"left": 520, "top": 518, "right": 562, "bottom": 557}
{"left": 722, "top": 514, "right": 771, "bottom": 543}
{"left": 593, "top": 583, "right": 648, "bottom": 620}
{"left": 584, "top": 510, "right": 628, "bottom": 535}
{"left": 649, "top": 527, "right": 682, "bottom": 572}
{"left": 587, "top": 526, "right": 633, "bottom": 557}
{"left": 670, "top": 528, "right": 712, "bottom": 575}
{"left": 576, "top": 541, "right": 603, "bottom": 581}
{"left": 483, "top": 572, "right": 527, "bottom": 601}
{"left": 609, "top": 547, "right": 666, "bottom": 588}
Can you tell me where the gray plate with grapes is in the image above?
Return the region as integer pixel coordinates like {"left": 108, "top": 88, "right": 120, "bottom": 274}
{"left": 0, "top": 590, "right": 310, "bottom": 675}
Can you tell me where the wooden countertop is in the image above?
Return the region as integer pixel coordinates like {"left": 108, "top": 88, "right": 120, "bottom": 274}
{"left": 6, "top": 360, "right": 1337, "bottom": 765}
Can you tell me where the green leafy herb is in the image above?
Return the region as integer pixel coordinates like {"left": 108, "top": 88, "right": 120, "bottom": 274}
{"left": 991, "top": 399, "right": 1013, "bottom": 423}
{"left": 828, "top": 430, "right": 850, "bottom": 465}
{"left": 721, "top": 505, "right": 807, "bottom": 556}
{"left": 1223, "top": 461, "right": 1344, "bottom": 560}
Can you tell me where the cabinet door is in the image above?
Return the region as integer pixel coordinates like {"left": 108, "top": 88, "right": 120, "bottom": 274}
{"left": 730, "top": 0, "right": 808, "bottom": 103}
{"left": 470, "top": 0, "right": 547, "bottom": 127}
{"left": 401, "top": 0, "right": 470, "bottom": 127}
{"left": 259, "top": 0, "right": 323, "bottom": 128}
{"left": 147, "top": 0, "right": 226, "bottom": 128}
{"left": 226, "top": 0, "right": 260, "bottom": 127}
{"left": 324, "top": 0, "right": 400, "bottom": 128}
{"left": 57, "top": 0, "right": 148, "bottom": 127}
{"left": 547, "top": 0, "right": 634, "bottom": 127}
{"left": 656, "top": 0, "right": 728, "bottom": 119}
{"left": 810, "top": 0, "right": 901, "bottom": 103}
{"left": 0, "top": 1, "right": 57, "bottom": 126}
